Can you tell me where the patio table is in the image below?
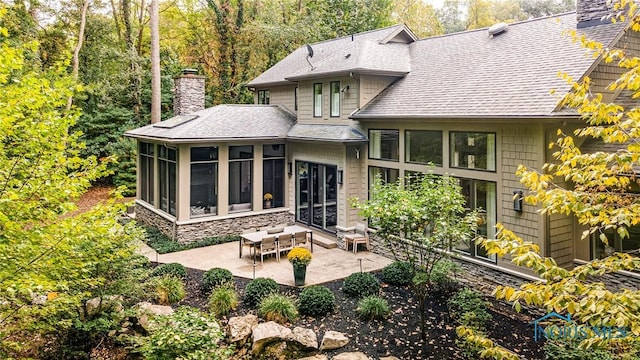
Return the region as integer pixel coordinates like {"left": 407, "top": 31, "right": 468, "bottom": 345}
{"left": 239, "top": 225, "right": 313, "bottom": 259}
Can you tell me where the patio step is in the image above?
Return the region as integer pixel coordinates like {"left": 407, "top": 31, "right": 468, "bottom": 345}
{"left": 313, "top": 233, "right": 337, "bottom": 249}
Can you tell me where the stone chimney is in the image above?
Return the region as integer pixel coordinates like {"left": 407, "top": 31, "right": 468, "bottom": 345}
{"left": 173, "top": 69, "right": 205, "bottom": 115}
{"left": 577, "top": 0, "right": 615, "bottom": 28}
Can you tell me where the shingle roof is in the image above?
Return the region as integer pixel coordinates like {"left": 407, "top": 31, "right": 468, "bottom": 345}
{"left": 287, "top": 124, "right": 367, "bottom": 142}
{"left": 124, "top": 105, "right": 296, "bottom": 142}
{"left": 247, "top": 25, "right": 413, "bottom": 87}
{"left": 352, "top": 12, "right": 626, "bottom": 119}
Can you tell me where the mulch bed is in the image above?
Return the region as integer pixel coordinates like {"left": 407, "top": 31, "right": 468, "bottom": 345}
{"left": 180, "top": 267, "right": 545, "bottom": 359}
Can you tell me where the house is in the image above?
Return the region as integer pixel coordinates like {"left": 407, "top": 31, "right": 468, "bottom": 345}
{"left": 125, "top": 0, "right": 640, "bottom": 278}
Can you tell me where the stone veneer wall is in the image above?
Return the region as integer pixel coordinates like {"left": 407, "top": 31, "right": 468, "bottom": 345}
{"left": 173, "top": 74, "right": 205, "bottom": 116}
{"left": 135, "top": 204, "right": 294, "bottom": 244}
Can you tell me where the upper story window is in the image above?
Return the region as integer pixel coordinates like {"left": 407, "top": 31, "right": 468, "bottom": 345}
{"left": 405, "top": 130, "right": 442, "bottom": 166}
{"left": 313, "top": 83, "right": 322, "bottom": 117}
{"left": 294, "top": 87, "right": 298, "bottom": 111}
{"left": 369, "top": 129, "right": 399, "bottom": 161}
{"left": 330, "top": 81, "right": 340, "bottom": 117}
{"left": 258, "top": 90, "right": 270, "bottom": 104}
{"left": 450, "top": 131, "right": 496, "bottom": 171}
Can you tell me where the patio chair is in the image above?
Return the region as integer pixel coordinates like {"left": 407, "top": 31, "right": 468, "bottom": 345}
{"left": 277, "top": 233, "right": 294, "bottom": 259}
{"left": 256, "top": 236, "right": 278, "bottom": 264}
{"left": 343, "top": 222, "right": 370, "bottom": 253}
{"left": 293, "top": 231, "right": 309, "bottom": 249}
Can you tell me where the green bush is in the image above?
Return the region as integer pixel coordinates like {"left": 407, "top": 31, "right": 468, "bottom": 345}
{"left": 382, "top": 261, "right": 414, "bottom": 286}
{"left": 298, "top": 286, "right": 335, "bottom": 317}
{"left": 202, "top": 268, "right": 233, "bottom": 293}
{"left": 342, "top": 272, "right": 380, "bottom": 298}
{"left": 447, "top": 288, "right": 491, "bottom": 329}
{"left": 150, "top": 262, "right": 187, "bottom": 279}
{"left": 143, "top": 225, "right": 241, "bottom": 254}
{"left": 356, "top": 295, "right": 390, "bottom": 320}
{"left": 131, "top": 307, "right": 233, "bottom": 360}
{"left": 544, "top": 338, "right": 614, "bottom": 360}
{"left": 259, "top": 294, "right": 298, "bottom": 324}
{"left": 208, "top": 285, "right": 239, "bottom": 318}
{"left": 431, "top": 259, "right": 461, "bottom": 293}
{"left": 244, "top": 277, "right": 279, "bottom": 307}
{"left": 153, "top": 276, "right": 186, "bottom": 305}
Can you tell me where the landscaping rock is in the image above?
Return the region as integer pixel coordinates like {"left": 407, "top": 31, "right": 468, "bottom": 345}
{"left": 288, "top": 326, "right": 318, "bottom": 350}
{"left": 252, "top": 321, "right": 292, "bottom": 353}
{"left": 319, "top": 330, "right": 349, "bottom": 351}
{"left": 135, "top": 302, "right": 174, "bottom": 331}
{"left": 297, "top": 355, "right": 328, "bottom": 360}
{"left": 379, "top": 357, "right": 400, "bottom": 360}
{"left": 331, "top": 352, "right": 369, "bottom": 360}
{"left": 227, "top": 314, "right": 258, "bottom": 344}
{"left": 86, "top": 295, "right": 123, "bottom": 317}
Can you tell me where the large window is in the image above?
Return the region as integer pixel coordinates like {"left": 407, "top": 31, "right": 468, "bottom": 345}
{"left": 190, "top": 147, "right": 218, "bottom": 217}
{"left": 450, "top": 132, "right": 496, "bottom": 171}
{"left": 369, "top": 129, "right": 399, "bottom": 161}
{"left": 263, "top": 144, "right": 285, "bottom": 208}
{"left": 229, "top": 145, "right": 253, "bottom": 207}
{"left": 405, "top": 130, "right": 442, "bottom": 166}
{"left": 158, "top": 146, "right": 177, "bottom": 216}
{"left": 368, "top": 166, "right": 400, "bottom": 194}
{"left": 456, "top": 178, "right": 496, "bottom": 262}
{"left": 330, "top": 81, "right": 340, "bottom": 117}
{"left": 258, "top": 90, "right": 270, "bottom": 104}
{"left": 313, "top": 83, "right": 322, "bottom": 117}
{"left": 139, "top": 142, "right": 154, "bottom": 205}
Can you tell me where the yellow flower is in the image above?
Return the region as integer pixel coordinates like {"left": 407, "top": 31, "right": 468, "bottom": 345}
{"left": 263, "top": 193, "right": 273, "bottom": 201}
{"left": 287, "top": 247, "right": 312, "bottom": 267}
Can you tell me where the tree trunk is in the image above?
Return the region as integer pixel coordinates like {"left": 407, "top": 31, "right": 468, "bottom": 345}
{"left": 66, "top": 0, "right": 90, "bottom": 111}
{"left": 149, "top": 0, "right": 161, "bottom": 124}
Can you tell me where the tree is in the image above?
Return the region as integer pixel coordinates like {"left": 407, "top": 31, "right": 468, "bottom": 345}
{"left": 149, "top": 0, "right": 161, "bottom": 123}
{"left": 352, "top": 172, "right": 478, "bottom": 340}
{"left": 438, "top": 0, "right": 466, "bottom": 33}
{"left": 519, "top": 0, "right": 575, "bottom": 19}
{"left": 392, "top": 0, "right": 444, "bottom": 38}
{"left": 476, "top": 0, "right": 640, "bottom": 356}
{"left": 0, "top": 11, "right": 143, "bottom": 356}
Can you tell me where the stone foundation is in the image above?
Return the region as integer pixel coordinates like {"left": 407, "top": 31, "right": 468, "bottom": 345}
{"left": 134, "top": 204, "right": 294, "bottom": 244}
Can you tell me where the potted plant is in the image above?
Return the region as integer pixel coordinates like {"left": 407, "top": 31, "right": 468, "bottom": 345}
{"left": 287, "top": 247, "right": 312, "bottom": 286}
{"left": 263, "top": 193, "right": 273, "bottom": 208}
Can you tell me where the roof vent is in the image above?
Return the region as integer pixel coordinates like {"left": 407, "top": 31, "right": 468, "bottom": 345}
{"left": 488, "top": 22, "right": 508, "bottom": 36}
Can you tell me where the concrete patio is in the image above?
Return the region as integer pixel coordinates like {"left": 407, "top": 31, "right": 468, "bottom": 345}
{"left": 137, "top": 239, "right": 393, "bottom": 287}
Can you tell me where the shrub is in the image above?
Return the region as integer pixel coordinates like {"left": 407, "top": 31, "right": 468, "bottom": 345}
{"left": 447, "top": 288, "right": 491, "bottom": 329}
{"left": 208, "top": 285, "right": 239, "bottom": 318}
{"left": 382, "top": 261, "right": 413, "bottom": 286}
{"left": 544, "top": 338, "right": 615, "bottom": 360}
{"left": 202, "top": 268, "right": 233, "bottom": 293}
{"left": 131, "top": 307, "right": 233, "bottom": 360}
{"left": 244, "top": 277, "right": 278, "bottom": 307}
{"left": 298, "top": 286, "right": 335, "bottom": 317}
{"left": 259, "top": 294, "right": 298, "bottom": 324}
{"left": 431, "top": 259, "right": 461, "bottom": 294}
{"left": 150, "top": 262, "right": 187, "bottom": 279}
{"left": 287, "top": 247, "right": 312, "bottom": 267}
{"left": 342, "top": 272, "right": 380, "bottom": 298}
{"left": 356, "top": 295, "right": 390, "bottom": 320}
{"left": 153, "top": 276, "right": 186, "bottom": 305}
{"left": 143, "top": 225, "right": 241, "bottom": 254}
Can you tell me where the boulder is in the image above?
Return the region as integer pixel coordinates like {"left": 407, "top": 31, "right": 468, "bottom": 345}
{"left": 252, "top": 321, "right": 292, "bottom": 353}
{"left": 228, "top": 314, "right": 258, "bottom": 344}
{"left": 287, "top": 326, "right": 318, "bottom": 350}
{"left": 331, "top": 353, "right": 369, "bottom": 360}
{"left": 319, "top": 330, "right": 349, "bottom": 351}
{"left": 379, "top": 357, "right": 400, "bottom": 360}
{"left": 86, "top": 295, "right": 124, "bottom": 317}
{"left": 297, "top": 356, "right": 328, "bottom": 360}
{"left": 135, "top": 302, "right": 174, "bottom": 331}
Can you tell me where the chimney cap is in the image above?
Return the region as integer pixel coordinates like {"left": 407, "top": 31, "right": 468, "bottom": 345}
{"left": 181, "top": 68, "right": 198, "bottom": 75}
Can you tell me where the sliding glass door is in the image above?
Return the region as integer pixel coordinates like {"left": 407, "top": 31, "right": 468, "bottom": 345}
{"left": 296, "top": 161, "right": 337, "bottom": 232}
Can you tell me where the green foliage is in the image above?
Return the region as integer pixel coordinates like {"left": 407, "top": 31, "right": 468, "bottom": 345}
{"left": 151, "top": 262, "right": 187, "bottom": 279}
{"left": 456, "top": 326, "right": 520, "bottom": 360}
{"left": 259, "top": 293, "right": 298, "bottom": 324}
{"left": 544, "top": 338, "right": 615, "bottom": 360}
{"left": 202, "top": 268, "right": 234, "bottom": 293}
{"left": 382, "top": 261, "right": 414, "bottom": 286}
{"left": 431, "top": 259, "right": 461, "bottom": 293}
{"left": 208, "top": 285, "right": 239, "bottom": 318}
{"left": 298, "top": 286, "right": 335, "bottom": 317}
{"left": 143, "top": 225, "right": 240, "bottom": 254}
{"left": 342, "top": 272, "right": 380, "bottom": 298}
{"left": 153, "top": 276, "right": 186, "bottom": 305}
{"left": 108, "top": 137, "right": 137, "bottom": 196}
{"left": 448, "top": 288, "right": 491, "bottom": 329}
{"left": 130, "top": 306, "right": 232, "bottom": 360}
{"left": 356, "top": 295, "right": 390, "bottom": 321}
{"left": 244, "top": 278, "right": 279, "bottom": 307}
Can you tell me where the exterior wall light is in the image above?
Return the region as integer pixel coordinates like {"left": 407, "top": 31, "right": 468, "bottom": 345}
{"left": 513, "top": 190, "right": 524, "bottom": 212}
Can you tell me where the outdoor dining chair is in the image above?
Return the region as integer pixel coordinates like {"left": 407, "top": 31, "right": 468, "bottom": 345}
{"left": 277, "top": 233, "right": 294, "bottom": 259}
{"left": 344, "top": 222, "right": 370, "bottom": 253}
{"left": 256, "top": 236, "right": 278, "bottom": 264}
{"left": 293, "top": 231, "right": 309, "bottom": 249}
